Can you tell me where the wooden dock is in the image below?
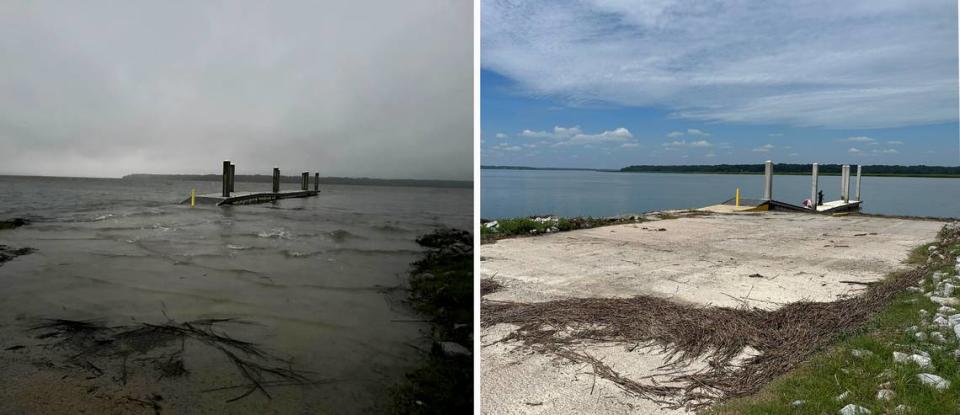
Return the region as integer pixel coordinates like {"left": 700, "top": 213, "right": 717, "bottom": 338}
{"left": 182, "top": 161, "right": 321, "bottom": 206}
{"left": 700, "top": 160, "right": 864, "bottom": 215}
{"left": 183, "top": 190, "right": 319, "bottom": 206}
{"left": 701, "top": 197, "right": 862, "bottom": 214}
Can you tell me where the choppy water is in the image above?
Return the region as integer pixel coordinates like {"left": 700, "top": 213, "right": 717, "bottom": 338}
{"left": 482, "top": 169, "right": 960, "bottom": 219}
{"left": 0, "top": 175, "right": 471, "bottom": 413}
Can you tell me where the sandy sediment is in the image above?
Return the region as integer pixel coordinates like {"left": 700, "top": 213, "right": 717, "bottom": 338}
{"left": 480, "top": 212, "right": 945, "bottom": 414}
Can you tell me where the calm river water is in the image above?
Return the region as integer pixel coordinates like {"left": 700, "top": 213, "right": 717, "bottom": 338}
{"left": 482, "top": 169, "right": 960, "bottom": 219}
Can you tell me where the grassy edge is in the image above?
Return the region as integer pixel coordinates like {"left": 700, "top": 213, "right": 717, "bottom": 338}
{"left": 707, "top": 227, "right": 960, "bottom": 415}
{"left": 390, "top": 229, "right": 473, "bottom": 414}
{"left": 480, "top": 210, "right": 710, "bottom": 244}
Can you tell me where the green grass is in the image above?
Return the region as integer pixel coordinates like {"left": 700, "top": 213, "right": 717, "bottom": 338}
{"left": 481, "top": 215, "right": 648, "bottom": 243}
{"left": 709, "top": 231, "right": 960, "bottom": 415}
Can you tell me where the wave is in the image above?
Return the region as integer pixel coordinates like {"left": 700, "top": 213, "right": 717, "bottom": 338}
{"left": 257, "top": 228, "right": 294, "bottom": 240}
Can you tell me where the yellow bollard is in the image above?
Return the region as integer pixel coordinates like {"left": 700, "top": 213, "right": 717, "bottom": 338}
{"left": 191, "top": 189, "right": 196, "bottom": 208}
{"left": 735, "top": 187, "right": 740, "bottom": 207}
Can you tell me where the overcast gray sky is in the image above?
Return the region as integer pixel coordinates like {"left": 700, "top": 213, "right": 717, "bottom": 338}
{"left": 0, "top": 1, "right": 472, "bottom": 180}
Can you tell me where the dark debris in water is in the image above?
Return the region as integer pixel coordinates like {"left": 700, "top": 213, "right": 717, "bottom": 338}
{"left": 17, "top": 317, "right": 316, "bottom": 403}
{"left": 0, "top": 245, "right": 36, "bottom": 266}
{"left": 0, "top": 218, "right": 30, "bottom": 230}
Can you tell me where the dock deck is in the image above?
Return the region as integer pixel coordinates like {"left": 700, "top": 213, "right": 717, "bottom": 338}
{"left": 182, "top": 190, "right": 318, "bottom": 206}
{"left": 700, "top": 198, "right": 862, "bottom": 214}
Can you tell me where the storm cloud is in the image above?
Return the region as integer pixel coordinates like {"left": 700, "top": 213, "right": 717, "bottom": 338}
{"left": 0, "top": 1, "right": 472, "bottom": 179}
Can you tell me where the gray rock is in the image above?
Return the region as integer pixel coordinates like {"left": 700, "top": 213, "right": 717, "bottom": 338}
{"left": 917, "top": 373, "right": 950, "bottom": 390}
{"left": 839, "top": 404, "right": 871, "bottom": 415}
{"left": 930, "top": 296, "right": 959, "bottom": 306}
{"left": 850, "top": 349, "right": 873, "bottom": 358}
{"left": 893, "top": 352, "right": 931, "bottom": 368}
{"left": 876, "top": 389, "right": 895, "bottom": 401}
{"left": 434, "top": 341, "right": 471, "bottom": 358}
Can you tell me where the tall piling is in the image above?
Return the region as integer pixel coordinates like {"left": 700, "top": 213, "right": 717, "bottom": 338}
{"left": 272, "top": 167, "right": 280, "bottom": 193}
{"left": 762, "top": 160, "right": 773, "bottom": 200}
{"left": 314, "top": 173, "right": 319, "bottom": 192}
{"left": 301, "top": 172, "right": 308, "bottom": 191}
{"left": 222, "top": 160, "right": 231, "bottom": 197}
{"left": 841, "top": 165, "right": 850, "bottom": 202}
{"left": 228, "top": 163, "right": 236, "bottom": 192}
{"left": 855, "top": 165, "right": 862, "bottom": 201}
{"left": 810, "top": 163, "right": 819, "bottom": 209}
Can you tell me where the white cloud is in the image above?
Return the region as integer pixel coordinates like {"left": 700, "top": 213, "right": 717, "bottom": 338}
{"left": 752, "top": 144, "right": 775, "bottom": 152}
{"left": 788, "top": 152, "right": 800, "bottom": 157}
{"left": 848, "top": 147, "right": 862, "bottom": 153}
{"left": 621, "top": 142, "right": 640, "bottom": 148}
{"left": 887, "top": 140, "right": 904, "bottom": 145}
{"left": 495, "top": 133, "right": 508, "bottom": 139}
{"left": 873, "top": 148, "right": 899, "bottom": 154}
{"left": 518, "top": 125, "right": 634, "bottom": 146}
{"left": 841, "top": 136, "right": 876, "bottom": 143}
{"left": 666, "top": 129, "right": 710, "bottom": 138}
{"left": 483, "top": 1, "right": 958, "bottom": 129}
{"left": 663, "top": 139, "right": 712, "bottom": 149}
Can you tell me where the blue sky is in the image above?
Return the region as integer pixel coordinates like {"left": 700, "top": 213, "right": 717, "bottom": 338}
{"left": 481, "top": 0, "right": 960, "bottom": 168}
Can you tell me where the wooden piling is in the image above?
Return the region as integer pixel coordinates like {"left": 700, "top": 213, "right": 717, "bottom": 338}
{"left": 763, "top": 160, "right": 773, "bottom": 200}
{"left": 314, "top": 173, "right": 319, "bottom": 192}
{"left": 228, "top": 163, "right": 236, "bottom": 192}
{"left": 222, "top": 160, "right": 231, "bottom": 197}
{"left": 841, "top": 165, "right": 850, "bottom": 203}
{"left": 301, "top": 172, "right": 308, "bottom": 191}
{"left": 855, "top": 165, "right": 862, "bottom": 201}
{"left": 810, "top": 163, "right": 818, "bottom": 209}
{"left": 272, "top": 167, "right": 280, "bottom": 193}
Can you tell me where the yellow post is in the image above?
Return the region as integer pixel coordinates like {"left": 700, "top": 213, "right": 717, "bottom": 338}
{"left": 735, "top": 187, "right": 740, "bottom": 207}
{"left": 191, "top": 189, "right": 196, "bottom": 208}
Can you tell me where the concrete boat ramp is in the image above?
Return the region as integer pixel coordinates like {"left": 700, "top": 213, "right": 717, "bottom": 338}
{"left": 480, "top": 212, "right": 946, "bottom": 415}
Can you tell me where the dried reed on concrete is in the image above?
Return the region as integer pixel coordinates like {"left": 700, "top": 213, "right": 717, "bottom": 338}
{"left": 481, "top": 223, "right": 960, "bottom": 410}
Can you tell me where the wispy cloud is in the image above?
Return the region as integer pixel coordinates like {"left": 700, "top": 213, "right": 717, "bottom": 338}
{"left": 840, "top": 136, "right": 877, "bottom": 143}
{"left": 663, "top": 139, "right": 712, "bottom": 149}
{"left": 495, "top": 133, "right": 508, "bottom": 139}
{"left": 483, "top": 0, "right": 958, "bottom": 129}
{"left": 666, "top": 129, "right": 711, "bottom": 138}
{"left": 752, "top": 144, "right": 775, "bottom": 152}
{"left": 887, "top": 140, "right": 904, "bottom": 145}
{"left": 848, "top": 147, "right": 862, "bottom": 153}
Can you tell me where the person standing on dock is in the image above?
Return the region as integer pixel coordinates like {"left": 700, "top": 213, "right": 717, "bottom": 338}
{"left": 817, "top": 190, "right": 824, "bottom": 206}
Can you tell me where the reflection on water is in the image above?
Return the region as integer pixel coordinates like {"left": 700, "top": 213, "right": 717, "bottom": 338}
{"left": 0, "top": 176, "right": 471, "bottom": 413}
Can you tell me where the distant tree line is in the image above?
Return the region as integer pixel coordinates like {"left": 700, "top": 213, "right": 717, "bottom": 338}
{"left": 620, "top": 164, "right": 960, "bottom": 177}
{"left": 121, "top": 174, "right": 472, "bottom": 188}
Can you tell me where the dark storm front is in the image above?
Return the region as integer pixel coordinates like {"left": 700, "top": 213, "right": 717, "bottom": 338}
{"left": 0, "top": 175, "right": 471, "bottom": 413}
